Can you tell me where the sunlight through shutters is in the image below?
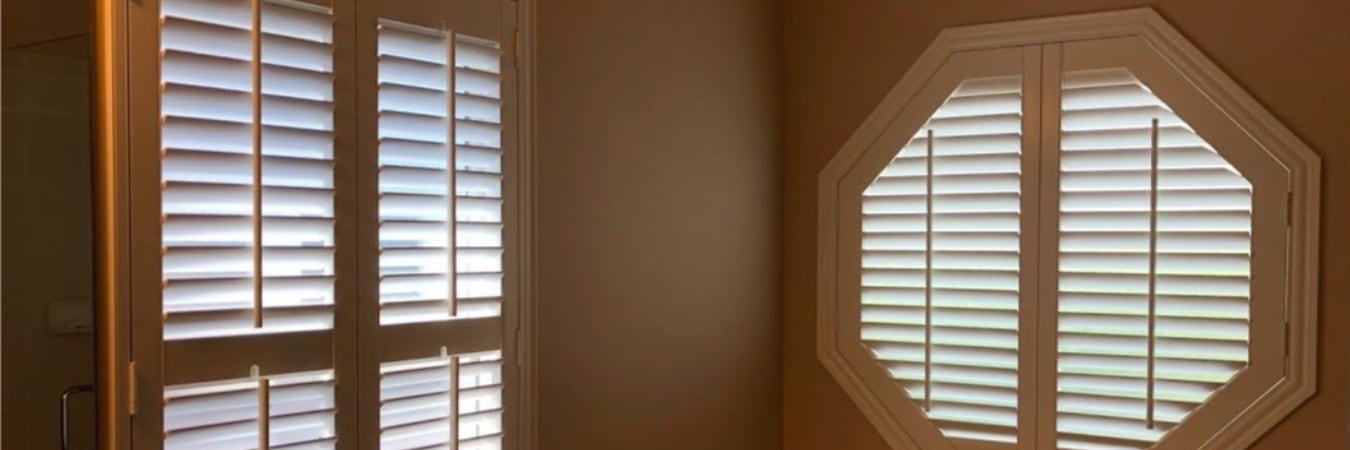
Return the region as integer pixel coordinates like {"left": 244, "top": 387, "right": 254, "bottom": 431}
{"left": 1055, "top": 68, "right": 1250, "bottom": 450}
{"left": 376, "top": 20, "right": 506, "bottom": 450}
{"left": 862, "top": 75, "right": 1024, "bottom": 445}
{"left": 159, "top": 0, "right": 338, "bottom": 447}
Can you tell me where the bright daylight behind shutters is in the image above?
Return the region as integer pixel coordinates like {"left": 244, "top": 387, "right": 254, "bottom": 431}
{"left": 376, "top": 21, "right": 506, "bottom": 450}
{"left": 861, "top": 75, "right": 1024, "bottom": 445}
{"left": 1055, "top": 68, "right": 1251, "bottom": 449}
{"left": 160, "top": 0, "right": 339, "bottom": 447}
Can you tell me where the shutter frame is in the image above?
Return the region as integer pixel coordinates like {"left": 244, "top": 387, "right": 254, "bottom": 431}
{"left": 817, "top": 8, "right": 1320, "bottom": 450}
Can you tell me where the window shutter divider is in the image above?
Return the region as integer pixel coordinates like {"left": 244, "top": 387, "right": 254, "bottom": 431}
{"left": 1034, "top": 42, "right": 1064, "bottom": 450}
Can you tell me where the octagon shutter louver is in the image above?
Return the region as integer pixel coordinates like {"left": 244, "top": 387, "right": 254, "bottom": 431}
{"left": 1055, "top": 68, "right": 1251, "bottom": 449}
{"left": 376, "top": 20, "right": 506, "bottom": 450}
{"left": 861, "top": 74, "right": 1024, "bottom": 445}
{"left": 159, "top": 0, "right": 340, "bottom": 447}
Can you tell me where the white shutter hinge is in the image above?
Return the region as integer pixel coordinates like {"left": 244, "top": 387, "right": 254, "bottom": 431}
{"left": 127, "top": 360, "right": 138, "bottom": 416}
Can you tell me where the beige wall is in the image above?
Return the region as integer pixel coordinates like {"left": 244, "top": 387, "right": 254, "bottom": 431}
{"left": 783, "top": 1, "right": 1350, "bottom": 448}
{"left": 535, "top": 0, "right": 782, "bottom": 449}
{"left": 2, "top": 0, "right": 89, "bottom": 49}
{"left": 2, "top": 36, "right": 96, "bottom": 450}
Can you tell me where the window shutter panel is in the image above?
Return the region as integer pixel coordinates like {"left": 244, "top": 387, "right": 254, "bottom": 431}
{"left": 160, "top": 0, "right": 339, "bottom": 447}
{"left": 376, "top": 21, "right": 505, "bottom": 450}
{"left": 1055, "top": 68, "right": 1251, "bottom": 449}
{"left": 862, "top": 75, "right": 1024, "bottom": 444}
{"left": 165, "top": 371, "right": 336, "bottom": 449}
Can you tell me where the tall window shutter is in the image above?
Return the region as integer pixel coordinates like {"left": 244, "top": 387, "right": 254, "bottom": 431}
{"left": 376, "top": 21, "right": 506, "bottom": 450}
{"left": 862, "top": 74, "right": 1024, "bottom": 445}
{"left": 160, "top": 0, "right": 339, "bottom": 447}
{"left": 1054, "top": 68, "right": 1251, "bottom": 449}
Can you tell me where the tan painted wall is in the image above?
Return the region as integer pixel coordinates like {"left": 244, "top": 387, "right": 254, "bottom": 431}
{"left": 2, "top": 35, "right": 96, "bottom": 450}
{"left": 783, "top": 1, "right": 1350, "bottom": 448}
{"left": 535, "top": 0, "right": 782, "bottom": 449}
{"left": 2, "top": 0, "right": 89, "bottom": 49}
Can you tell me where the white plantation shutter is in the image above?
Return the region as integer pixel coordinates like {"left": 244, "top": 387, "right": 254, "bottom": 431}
{"left": 376, "top": 21, "right": 506, "bottom": 450}
{"left": 128, "top": 0, "right": 517, "bottom": 447}
{"left": 379, "top": 352, "right": 504, "bottom": 450}
{"left": 161, "top": 0, "right": 337, "bottom": 339}
{"left": 165, "top": 370, "right": 336, "bottom": 449}
{"left": 826, "top": 23, "right": 1310, "bottom": 450}
{"left": 851, "top": 49, "right": 1265, "bottom": 449}
{"left": 159, "top": 0, "right": 339, "bottom": 447}
{"left": 1055, "top": 68, "right": 1250, "bottom": 449}
{"left": 861, "top": 74, "right": 1024, "bottom": 445}
{"left": 376, "top": 24, "right": 504, "bottom": 324}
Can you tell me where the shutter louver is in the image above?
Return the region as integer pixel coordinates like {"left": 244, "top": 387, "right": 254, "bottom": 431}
{"left": 1055, "top": 69, "right": 1251, "bottom": 450}
{"left": 861, "top": 75, "right": 1023, "bottom": 445}
{"left": 377, "top": 21, "right": 505, "bottom": 450}
{"left": 160, "top": 0, "right": 338, "bottom": 446}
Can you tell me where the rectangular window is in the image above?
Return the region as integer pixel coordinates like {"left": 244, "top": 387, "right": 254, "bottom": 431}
{"left": 126, "top": 0, "right": 521, "bottom": 447}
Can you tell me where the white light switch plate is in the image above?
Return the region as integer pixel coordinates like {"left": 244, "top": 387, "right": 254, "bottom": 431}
{"left": 48, "top": 299, "right": 93, "bottom": 335}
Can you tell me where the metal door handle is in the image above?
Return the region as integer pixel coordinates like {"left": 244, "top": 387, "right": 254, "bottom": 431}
{"left": 61, "top": 385, "right": 94, "bottom": 450}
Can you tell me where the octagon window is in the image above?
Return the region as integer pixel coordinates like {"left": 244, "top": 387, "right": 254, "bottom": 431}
{"left": 819, "top": 9, "right": 1320, "bottom": 450}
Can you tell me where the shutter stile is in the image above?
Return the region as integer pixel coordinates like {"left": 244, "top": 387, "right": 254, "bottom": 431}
{"left": 1055, "top": 68, "right": 1251, "bottom": 449}
{"left": 861, "top": 75, "right": 1024, "bottom": 444}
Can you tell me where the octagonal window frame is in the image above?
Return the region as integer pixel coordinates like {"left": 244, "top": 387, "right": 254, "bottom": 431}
{"left": 816, "top": 8, "right": 1320, "bottom": 450}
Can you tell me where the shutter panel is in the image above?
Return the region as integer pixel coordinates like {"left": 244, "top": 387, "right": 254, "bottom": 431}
{"left": 160, "top": 0, "right": 339, "bottom": 446}
{"left": 861, "top": 75, "right": 1024, "bottom": 445}
{"left": 376, "top": 21, "right": 505, "bottom": 450}
{"left": 1055, "top": 68, "right": 1251, "bottom": 449}
{"left": 378, "top": 352, "right": 504, "bottom": 450}
{"left": 165, "top": 370, "right": 336, "bottom": 449}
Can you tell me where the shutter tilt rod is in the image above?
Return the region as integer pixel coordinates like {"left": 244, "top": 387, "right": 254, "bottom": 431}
{"left": 443, "top": 347, "right": 460, "bottom": 449}
{"left": 1146, "top": 118, "right": 1160, "bottom": 429}
{"left": 253, "top": 365, "right": 271, "bottom": 449}
{"left": 923, "top": 128, "right": 935, "bottom": 413}
{"left": 446, "top": 31, "right": 459, "bottom": 318}
{"left": 251, "top": 0, "right": 265, "bottom": 329}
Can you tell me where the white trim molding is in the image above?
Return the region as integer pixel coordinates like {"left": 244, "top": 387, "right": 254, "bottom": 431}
{"left": 817, "top": 8, "right": 1320, "bottom": 450}
{"left": 512, "top": 0, "right": 540, "bottom": 448}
